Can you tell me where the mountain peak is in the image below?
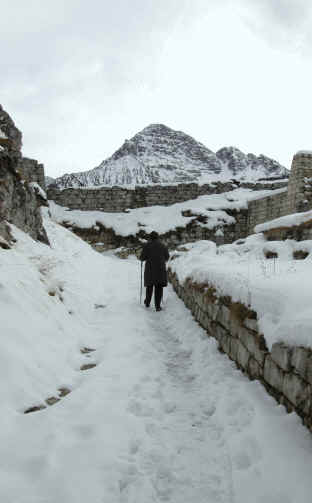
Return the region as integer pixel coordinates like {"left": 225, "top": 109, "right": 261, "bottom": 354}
{"left": 52, "top": 126, "right": 289, "bottom": 189}
{"left": 139, "top": 123, "right": 173, "bottom": 134}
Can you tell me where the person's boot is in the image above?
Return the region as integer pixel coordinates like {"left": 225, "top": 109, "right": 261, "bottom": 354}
{"left": 144, "top": 299, "right": 150, "bottom": 308}
{"left": 156, "top": 306, "right": 162, "bottom": 312}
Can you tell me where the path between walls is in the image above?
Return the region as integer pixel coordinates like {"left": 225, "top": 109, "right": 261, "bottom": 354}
{"left": 4, "top": 252, "right": 312, "bottom": 503}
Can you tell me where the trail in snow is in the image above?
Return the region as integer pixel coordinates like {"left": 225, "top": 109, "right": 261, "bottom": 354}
{"left": 1, "top": 222, "right": 312, "bottom": 502}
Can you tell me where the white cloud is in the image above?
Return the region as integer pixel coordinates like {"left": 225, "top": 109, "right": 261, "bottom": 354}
{"left": 1, "top": 0, "right": 311, "bottom": 177}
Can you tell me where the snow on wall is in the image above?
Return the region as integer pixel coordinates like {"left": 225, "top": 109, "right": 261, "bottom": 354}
{"left": 169, "top": 238, "right": 312, "bottom": 349}
{"left": 255, "top": 209, "right": 312, "bottom": 233}
{"left": 49, "top": 188, "right": 285, "bottom": 249}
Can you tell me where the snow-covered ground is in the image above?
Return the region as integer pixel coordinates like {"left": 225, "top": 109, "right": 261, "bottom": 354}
{"left": 1, "top": 217, "right": 312, "bottom": 502}
{"left": 49, "top": 187, "right": 285, "bottom": 236}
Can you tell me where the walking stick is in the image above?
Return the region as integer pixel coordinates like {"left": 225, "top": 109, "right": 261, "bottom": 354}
{"left": 140, "top": 261, "right": 143, "bottom": 305}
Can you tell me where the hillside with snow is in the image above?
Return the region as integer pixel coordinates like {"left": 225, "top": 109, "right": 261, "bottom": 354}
{"left": 52, "top": 124, "right": 288, "bottom": 189}
{"left": 0, "top": 213, "right": 312, "bottom": 501}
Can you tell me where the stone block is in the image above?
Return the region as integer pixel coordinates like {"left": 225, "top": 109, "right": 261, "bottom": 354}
{"left": 229, "top": 336, "right": 239, "bottom": 361}
{"left": 205, "top": 301, "right": 220, "bottom": 321}
{"left": 236, "top": 340, "right": 250, "bottom": 370}
{"left": 244, "top": 318, "right": 258, "bottom": 332}
{"left": 282, "top": 373, "right": 311, "bottom": 411}
{"left": 291, "top": 347, "right": 311, "bottom": 382}
{"left": 201, "top": 313, "right": 213, "bottom": 333}
{"left": 236, "top": 327, "right": 266, "bottom": 366}
{"left": 216, "top": 304, "right": 231, "bottom": 329}
{"left": 213, "top": 322, "right": 227, "bottom": 342}
{"left": 271, "top": 343, "right": 292, "bottom": 372}
{"left": 248, "top": 357, "right": 262, "bottom": 380}
{"left": 219, "top": 331, "right": 231, "bottom": 355}
{"left": 306, "top": 357, "right": 312, "bottom": 386}
{"left": 264, "top": 355, "right": 284, "bottom": 391}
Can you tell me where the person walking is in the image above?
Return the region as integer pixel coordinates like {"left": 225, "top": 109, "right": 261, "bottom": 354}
{"left": 140, "top": 231, "right": 169, "bottom": 311}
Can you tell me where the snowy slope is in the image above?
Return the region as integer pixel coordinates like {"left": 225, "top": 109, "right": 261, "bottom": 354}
{"left": 52, "top": 124, "right": 288, "bottom": 188}
{"left": 0, "top": 216, "right": 312, "bottom": 501}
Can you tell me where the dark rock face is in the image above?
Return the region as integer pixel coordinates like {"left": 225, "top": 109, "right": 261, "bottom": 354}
{"left": 216, "top": 146, "right": 288, "bottom": 179}
{"left": 0, "top": 105, "right": 22, "bottom": 154}
{"left": 0, "top": 105, "right": 49, "bottom": 245}
{"left": 52, "top": 123, "right": 289, "bottom": 189}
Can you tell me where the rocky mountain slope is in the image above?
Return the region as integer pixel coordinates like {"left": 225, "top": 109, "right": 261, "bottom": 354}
{"left": 52, "top": 124, "right": 289, "bottom": 189}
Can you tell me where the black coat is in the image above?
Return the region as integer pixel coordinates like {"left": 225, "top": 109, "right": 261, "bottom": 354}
{"left": 140, "top": 239, "right": 169, "bottom": 287}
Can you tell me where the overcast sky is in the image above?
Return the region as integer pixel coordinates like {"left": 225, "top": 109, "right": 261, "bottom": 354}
{"left": 1, "top": 0, "right": 312, "bottom": 177}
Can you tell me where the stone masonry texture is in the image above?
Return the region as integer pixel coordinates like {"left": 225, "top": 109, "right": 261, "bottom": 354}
{"left": 48, "top": 180, "right": 287, "bottom": 214}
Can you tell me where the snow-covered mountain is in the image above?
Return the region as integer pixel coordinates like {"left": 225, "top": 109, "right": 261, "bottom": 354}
{"left": 52, "top": 124, "right": 288, "bottom": 188}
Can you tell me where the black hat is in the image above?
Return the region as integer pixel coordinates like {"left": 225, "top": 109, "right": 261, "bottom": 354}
{"left": 150, "top": 231, "right": 159, "bottom": 240}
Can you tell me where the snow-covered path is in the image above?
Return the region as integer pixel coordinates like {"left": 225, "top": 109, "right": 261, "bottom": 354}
{"left": 1, "top": 222, "right": 312, "bottom": 502}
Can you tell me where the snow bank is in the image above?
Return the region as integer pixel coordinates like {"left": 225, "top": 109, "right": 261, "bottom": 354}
{"left": 0, "top": 217, "right": 118, "bottom": 413}
{"left": 170, "top": 235, "right": 312, "bottom": 349}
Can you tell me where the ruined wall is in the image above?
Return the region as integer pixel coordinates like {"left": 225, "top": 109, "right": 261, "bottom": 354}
{"left": 259, "top": 217, "right": 312, "bottom": 242}
{"left": 287, "top": 152, "right": 312, "bottom": 214}
{"left": 247, "top": 190, "right": 289, "bottom": 234}
{"left": 48, "top": 182, "right": 236, "bottom": 212}
{"left": 63, "top": 209, "right": 248, "bottom": 252}
{"left": 18, "top": 157, "right": 46, "bottom": 191}
{"left": 48, "top": 152, "right": 312, "bottom": 242}
{"left": 169, "top": 270, "right": 312, "bottom": 433}
{"left": 47, "top": 180, "right": 287, "bottom": 213}
{"left": 246, "top": 153, "right": 312, "bottom": 234}
{"left": 0, "top": 105, "right": 48, "bottom": 246}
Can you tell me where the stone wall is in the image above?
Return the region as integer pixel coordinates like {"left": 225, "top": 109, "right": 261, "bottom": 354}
{"left": 246, "top": 152, "right": 312, "bottom": 233}
{"left": 287, "top": 152, "right": 312, "bottom": 214}
{"left": 47, "top": 180, "right": 287, "bottom": 213}
{"left": 247, "top": 190, "right": 289, "bottom": 235}
{"left": 19, "top": 157, "right": 46, "bottom": 191}
{"left": 0, "top": 105, "right": 49, "bottom": 246}
{"left": 261, "top": 218, "right": 312, "bottom": 242}
{"left": 48, "top": 182, "right": 235, "bottom": 212}
{"left": 169, "top": 269, "right": 312, "bottom": 432}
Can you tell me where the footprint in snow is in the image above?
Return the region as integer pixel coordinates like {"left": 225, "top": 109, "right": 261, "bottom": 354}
{"left": 232, "top": 436, "right": 262, "bottom": 471}
{"left": 224, "top": 397, "right": 255, "bottom": 433}
{"left": 127, "top": 398, "right": 155, "bottom": 418}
